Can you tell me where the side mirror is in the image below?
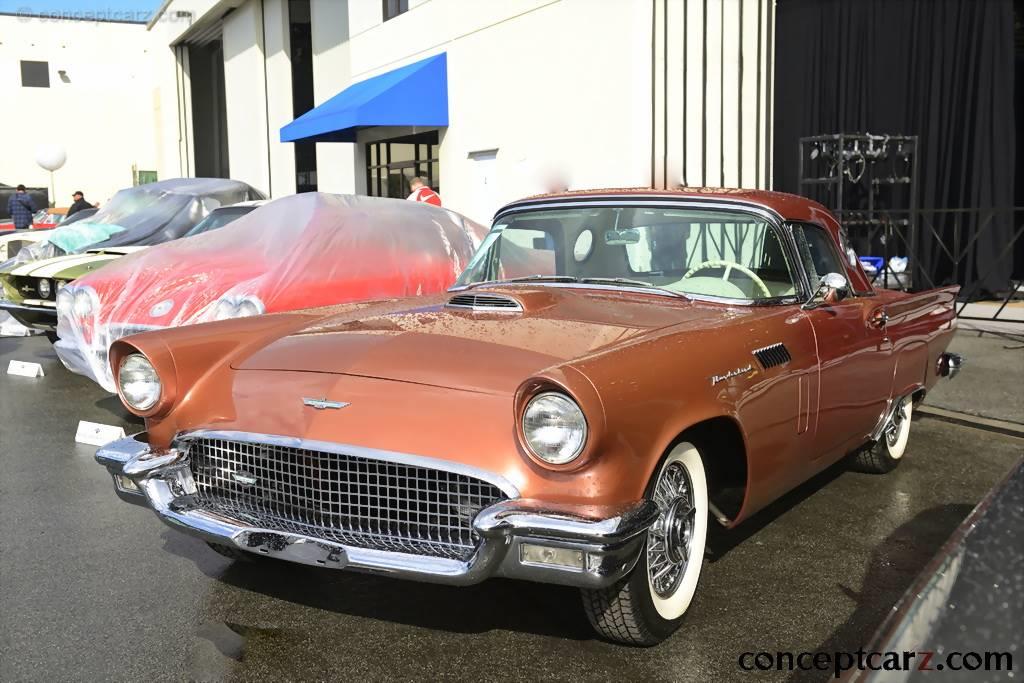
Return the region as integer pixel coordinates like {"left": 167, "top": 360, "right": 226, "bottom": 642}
{"left": 802, "top": 272, "right": 849, "bottom": 309}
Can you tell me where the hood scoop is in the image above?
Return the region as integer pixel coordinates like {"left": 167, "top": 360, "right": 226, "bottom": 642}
{"left": 446, "top": 292, "right": 523, "bottom": 313}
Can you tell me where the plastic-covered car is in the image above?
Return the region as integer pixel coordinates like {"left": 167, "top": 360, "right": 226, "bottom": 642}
{"left": 56, "top": 192, "right": 486, "bottom": 391}
{"left": 0, "top": 180, "right": 262, "bottom": 337}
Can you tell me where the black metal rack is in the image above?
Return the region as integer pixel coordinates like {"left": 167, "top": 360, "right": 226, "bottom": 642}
{"left": 798, "top": 133, "right": 919, "bottom": 290}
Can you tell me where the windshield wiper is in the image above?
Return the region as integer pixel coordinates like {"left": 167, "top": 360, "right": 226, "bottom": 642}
{"left": 579, "top": 277, "right": 656, "bottom": 288}
{"left": 579, "top": 277, "right": 687, "bottom": 298}
{"left": 490, "top": 275, "right": 579, "bottom": 284}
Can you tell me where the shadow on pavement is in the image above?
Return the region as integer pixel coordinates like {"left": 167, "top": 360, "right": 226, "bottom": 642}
{"left": 788, "top": 503, "right": 973, "bottom": 683}
{"left": 159, "top": 529, "right": 596, "bottom": 641}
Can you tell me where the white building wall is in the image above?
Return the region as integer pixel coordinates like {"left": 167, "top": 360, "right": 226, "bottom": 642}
{"left": 146, "top": 0, "right": 776, "bottom": 222}
{"left": 221, "top": 1, "right": 270, "bottom": 194}
{"left": 310, "top": 0, "right": 358, "bottom": 194}
{"left": 0, "top": 15, "right": 159, "bottom": 205}
{"left": 262, "top": 0, "right": 297, "bottom": 197}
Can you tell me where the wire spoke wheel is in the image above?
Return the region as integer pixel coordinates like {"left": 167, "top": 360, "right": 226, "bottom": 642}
{"left": 647, "top": 462, "right": 695, "bottom": 598}
{"left": 885, "top": 397, "right": 907, "bottom": 447}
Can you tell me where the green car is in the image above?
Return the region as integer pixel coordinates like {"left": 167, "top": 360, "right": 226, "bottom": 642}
{"left": 0, "top": 178, "right": 264, "bottom": 339}
{"left": 0, "top": 247, "right": 144, "bottom": 339}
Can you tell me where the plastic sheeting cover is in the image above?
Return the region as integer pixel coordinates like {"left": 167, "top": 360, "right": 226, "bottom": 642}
{"left": 10, "top": 178, "right": 263, "bottom": 266}
{"left": 55, "top": 192, "right": 488, "bottom": 391}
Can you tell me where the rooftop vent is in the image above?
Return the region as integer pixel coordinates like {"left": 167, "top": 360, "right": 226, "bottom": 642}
{"left": 752, "top": 343, "right": 791, "bottom": 369}
{"left": 446, "top": 292, "right": 523, "bottom": 313}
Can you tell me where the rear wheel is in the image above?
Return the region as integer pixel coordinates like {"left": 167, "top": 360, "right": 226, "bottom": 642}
{"left": 581, "top": 442, "right": 709, "bottom": 645}
{"left": 852, "top": 397, "right": 913, "bottom": 473}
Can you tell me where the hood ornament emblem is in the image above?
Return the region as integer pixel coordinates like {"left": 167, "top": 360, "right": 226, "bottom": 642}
{"left": 303, "top": 397, "right": 350, "bottom": 410}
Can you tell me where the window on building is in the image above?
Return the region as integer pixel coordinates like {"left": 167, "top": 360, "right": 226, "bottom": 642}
{"left": 383, "top": 0, "right": 409, "bottom": 22}
{"left": 366, "top": 131, "right": 439, "bottom": 199}
{"left": 20, "top": 61, "right": 50, "bottom": 88}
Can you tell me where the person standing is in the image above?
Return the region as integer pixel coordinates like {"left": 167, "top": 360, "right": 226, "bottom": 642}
{"left": 67, "top": 190, "right": 92, "bottom": 217}
{"left": 7, "top": 184, "right": 36, "bottom": 230}
{"left": 406, "top": 176, "right": 441, "bottom": 206}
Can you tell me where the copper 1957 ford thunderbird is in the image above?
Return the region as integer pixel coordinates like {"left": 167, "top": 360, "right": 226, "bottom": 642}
{"left": 95, "top": 188, "right": 963, "bottom": 645}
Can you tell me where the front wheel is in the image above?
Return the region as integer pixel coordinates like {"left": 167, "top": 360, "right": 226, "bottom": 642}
{"left": 581, "top": 442, "right": 709, "bottom": 646}
{"left": 852, "top": 397, "right": 913, "bottom": 473}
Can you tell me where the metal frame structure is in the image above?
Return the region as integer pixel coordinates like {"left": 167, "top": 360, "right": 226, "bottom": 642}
{"left": 798, "top": 133, "right": 1022, "bottom": 326}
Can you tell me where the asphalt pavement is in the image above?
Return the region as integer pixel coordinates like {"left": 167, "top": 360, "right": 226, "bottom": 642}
{"left": 0, "top": 333, "right": 1021, "bottom": 682}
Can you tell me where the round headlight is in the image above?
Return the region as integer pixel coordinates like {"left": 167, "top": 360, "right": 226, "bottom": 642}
{"left": 213, "top": 299, "right": 236, "bottom": 321}
{"left": 37, "top": 279, "right": 51, "bottom": 298}
{"left": 118, "top": 354, "right": 161, "bottom": 411}
{"left": 72, "top": 289, "right": 95, "bottom": 318}
{"left": 56, "top": 288, "right": 74, "bottom": 317}
{"left": 236, "top": 298, "right": 264, "bottom": 318}
{"left": 522, "top": 392, "right": 588, "bottom": 465}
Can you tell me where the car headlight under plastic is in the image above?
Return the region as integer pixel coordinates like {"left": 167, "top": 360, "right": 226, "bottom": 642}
{"left": 118, "top": 354, "right": 161, "bottom": 411}
{"left": 56, "top": 288, "right": 74, "bottom": 317}
{"left": 213, "top": 296, "right": 265, "bottom": 321}
{"left": 522, "top": 392, "right": 588, "bottom": 465}
{"left": 37, "top": 278, "right": 51, "bottom": 298}
{"left": 72, "top": 289, "right": 95, "bottom": 318}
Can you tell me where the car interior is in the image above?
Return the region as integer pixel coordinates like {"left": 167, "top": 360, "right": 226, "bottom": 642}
{"left": 491, "top": 207, "right": 800, "bottom": 301}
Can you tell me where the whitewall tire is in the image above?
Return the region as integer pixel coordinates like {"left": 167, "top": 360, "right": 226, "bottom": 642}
{"left": 581, "top": 441, "right": 709, "bottom": 645}
{"left": 853, "top": 397, "right": 913, "bottom": 473}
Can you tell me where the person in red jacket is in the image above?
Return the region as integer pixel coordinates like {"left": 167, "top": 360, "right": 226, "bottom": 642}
{"left": 407, "top": 176, "right": 441, "bottom": 206}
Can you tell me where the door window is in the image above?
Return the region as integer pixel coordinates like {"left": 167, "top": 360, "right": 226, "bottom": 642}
{"left": 791, "top": 223, "right": 849, "bottom": 285}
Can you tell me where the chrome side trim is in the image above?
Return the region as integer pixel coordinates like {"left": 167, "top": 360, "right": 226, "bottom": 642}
{"left": 171, "top": 429, "right": 521, "bottom": 500}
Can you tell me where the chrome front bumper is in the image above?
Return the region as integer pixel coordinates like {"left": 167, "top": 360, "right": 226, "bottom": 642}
{"left": 95, "top": 434, "right": 658, "bottom": 589}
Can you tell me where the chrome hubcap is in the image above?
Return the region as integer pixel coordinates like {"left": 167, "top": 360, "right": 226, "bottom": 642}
{"left": 647, "top": 462, "right": 695, "bottom": 598}
{"left": 886, "top": 398, "right": 907, "bottom": 447}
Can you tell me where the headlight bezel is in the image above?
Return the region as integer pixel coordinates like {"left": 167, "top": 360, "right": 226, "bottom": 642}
{"left": 521, "top": 390, "right": 589, "bottom": 466}
{"left": 117, "top": 353, "right": 162, "bottom": 412}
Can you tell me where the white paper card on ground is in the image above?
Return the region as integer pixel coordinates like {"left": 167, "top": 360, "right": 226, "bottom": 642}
{"left": 76, "top": 421, "right": 126, "bottom": 447}
{"left": 7, "top": 360, "right": 44, "bottom": 377}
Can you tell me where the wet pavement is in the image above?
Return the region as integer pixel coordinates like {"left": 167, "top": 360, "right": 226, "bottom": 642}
{"left": 0, "top": 334, "right": 1021, "bottom": 682}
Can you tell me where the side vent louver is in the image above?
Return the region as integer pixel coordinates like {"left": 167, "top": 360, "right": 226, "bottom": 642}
{"left": 446, "top": 293, "right": 523, "bottom": 313}
{"left": 752, "top": 343, "right": 791, "bottom": 369}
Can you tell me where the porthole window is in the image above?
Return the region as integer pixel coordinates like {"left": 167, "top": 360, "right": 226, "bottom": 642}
{"left": 573, "top": 229, "right": 594, "bottom": 262}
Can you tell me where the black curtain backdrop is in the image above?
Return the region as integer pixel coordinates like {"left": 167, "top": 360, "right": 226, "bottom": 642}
{"left": 774, "top": 0, "right": 1017, "bottom": 295}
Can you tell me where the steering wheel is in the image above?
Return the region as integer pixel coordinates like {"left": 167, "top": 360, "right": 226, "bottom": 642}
{"left": 681, "top": 260, "right": 772, "bottom": 299}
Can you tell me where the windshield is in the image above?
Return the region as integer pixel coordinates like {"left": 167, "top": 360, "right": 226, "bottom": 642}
{"left": 184, "top": 205, "right": 256, "bottom": 237}
{"left": 457, "top": 206, "right": 799, "bottom": 301}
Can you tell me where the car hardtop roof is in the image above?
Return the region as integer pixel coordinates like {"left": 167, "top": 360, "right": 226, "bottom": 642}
{"left": 133, "top": 177, "right": 257, "bottom": 197}
{"left": 500, "top": 186, "right": 831, "bottom": 223}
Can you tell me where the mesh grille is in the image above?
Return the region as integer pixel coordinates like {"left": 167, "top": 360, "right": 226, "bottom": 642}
{"left": 186, "top": 437, "right": 507, "bottom": 560}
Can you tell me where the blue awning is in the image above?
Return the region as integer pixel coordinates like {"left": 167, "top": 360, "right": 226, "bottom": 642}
{"left": 280, "top": 53, "right": 448, "bottom": 143}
